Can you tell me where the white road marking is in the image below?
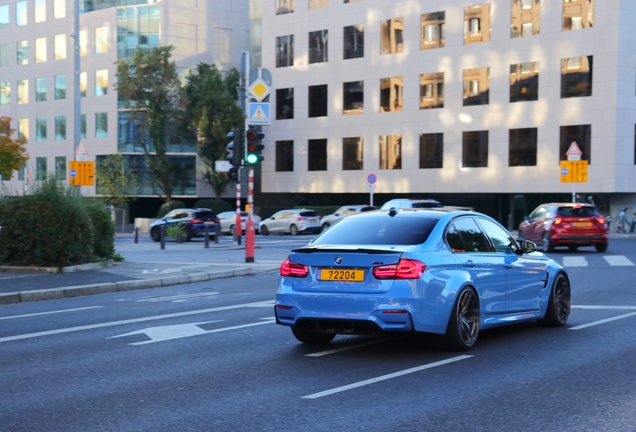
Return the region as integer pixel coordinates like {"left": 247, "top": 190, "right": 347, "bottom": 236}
{"left": 306, "top": 337, "right": 407, "bottom": 357}
{"left": 136, "top": 292, "right": 220, "bottom": 303}
{"left": 603, "top": 255, "right": 635, "bottom": 266}
{"left": 563, "top": 256, "right": 588, "bottom": 267}
{"left": 301, "top": 355, "right": 473, "bottom": 399}
{"left": 0, "top": 306, "right": 102, "bottom": 320}
{"left": 110, "top": 321, "right": 224, "bottom": 343}
{"left": 569, "top": 312, "right": 636, "bottom": 330}
{"left": 0, "top": 300, "right": 276, "bottom": 344}
{"left": 572, "top": 305, "right": 636, "bottom": 310}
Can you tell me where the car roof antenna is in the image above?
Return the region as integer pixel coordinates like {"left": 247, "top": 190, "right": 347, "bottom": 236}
{"left": 388, "top": 207, "right": 399, "bottom": 217}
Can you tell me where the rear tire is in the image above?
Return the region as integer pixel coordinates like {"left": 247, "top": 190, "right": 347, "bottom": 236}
{"left": 595, "top": 243, "right": 608, "bottom": 252}
{"left": 290, "top": 224, "right": 299, "bottom": 236}
{"left": 151, "top": 228, "right": 161, "bottom": 242}
{"left": 568, "top": 245, "right": 578, "bottom": 251}
{"left": 444, "top": 287, "right": 480, "bottom": 351}
{"left": 291, "top": 327, "right": 335, "bottom": 344}
{"left": 537, "top": 273, "right": 570, "bottom": 327}
{"left": 321, "top": 223, "right": 330, "bottom": 232}
{"left": 542, "top": 232, "right": 554, "bottom": 253}
{"left": 260, "top": 225, "right": 269, "bottom": 236}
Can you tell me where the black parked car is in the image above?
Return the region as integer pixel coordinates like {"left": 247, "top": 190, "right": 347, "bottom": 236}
{"left": 150, "top": 208, "right": 220, "bottom": 242}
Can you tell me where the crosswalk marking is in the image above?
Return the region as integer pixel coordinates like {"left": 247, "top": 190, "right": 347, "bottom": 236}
{"left": 563, "top": 257, "right": 588, "bottom": 267}
{"left": 559, "top": 255, "right": 634, "bottom": 267}
{"left": 603, "top": 255, "right": 635, "bottom": 266}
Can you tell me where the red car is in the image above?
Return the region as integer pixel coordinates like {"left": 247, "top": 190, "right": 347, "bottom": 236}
{"left": 518, "top": 202, "right": 608, "bottom": 252}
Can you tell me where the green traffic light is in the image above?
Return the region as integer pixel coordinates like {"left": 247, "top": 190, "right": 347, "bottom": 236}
{"left": 246, "top": 153, "right": 258, "bottom": 164}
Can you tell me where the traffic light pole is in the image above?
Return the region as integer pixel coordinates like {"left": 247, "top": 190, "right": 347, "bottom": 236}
{"left": 234, "top": 171, "right": 242, "bottom": 246}
{"left": 242, "top": 51, "right": 255, "bottom": 262}
{"left": 245, "top": 167, "right": 255, "bottom": 262}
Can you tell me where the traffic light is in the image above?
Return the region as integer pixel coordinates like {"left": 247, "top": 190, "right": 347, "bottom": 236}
{"left": 245, "top": 128, "right": 265, "bottom": 165}
{"left": 226, "top": 128, "right": 243, "bottom": 181}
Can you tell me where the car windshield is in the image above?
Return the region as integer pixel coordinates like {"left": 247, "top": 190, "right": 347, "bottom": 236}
{"left": 412, "top": 201, "right": 442, "bottom": 208}
{"left": 299, "top": 211, "right": 319, "bottom": 217}
{"left": 556, "top": 206, "right": 597, "bottom": 217}
{"left": 312, "top": 214, "right": 440, "bottom": 245}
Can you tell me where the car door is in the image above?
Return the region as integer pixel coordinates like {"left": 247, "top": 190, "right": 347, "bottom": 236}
{"left": 524, "top": 205, "right": 549, "bottom": 243}
{"left": 477, "top": 217, "right": 548, "bottom": 312}
{"left": 267, "top": 211, "right": 285, "bottom": 233}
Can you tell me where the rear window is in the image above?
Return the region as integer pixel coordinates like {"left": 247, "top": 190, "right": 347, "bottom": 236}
{"left": 299, "top": 211, "right": 319, "bottom": 217}
{"left": 412, "top": 201, "right": 442, "bottom": 208}
{"left": 312, "top": 214, "right": 440, "bottom": 245}
{"left": 194, "top": 211, "right": 217, "bottom": 219}
{"left": 360, "top": 206, "right": 376, "bottom": 212}
{"left": 556, "top": 207, "right": 597, "bottom": 217}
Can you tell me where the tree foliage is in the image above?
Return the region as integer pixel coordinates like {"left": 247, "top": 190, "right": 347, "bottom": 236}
{"left": 114, "top": 46, "right": 184, "bottom": 202}
{"left": 95, "top": 154, "right": 139, "bottom": 208}
{"left": 183, "top": 64, "right": 244, "bottom": 199}
{"left": 0, "top": 116, "right": 29, "bottom": 179}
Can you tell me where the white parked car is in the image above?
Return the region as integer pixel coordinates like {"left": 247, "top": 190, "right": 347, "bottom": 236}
{"left": 259, "top": 209, "right": 322, "bottom": 236}
{"left": 217, "top": 211, "right": 262, "bottom": 235}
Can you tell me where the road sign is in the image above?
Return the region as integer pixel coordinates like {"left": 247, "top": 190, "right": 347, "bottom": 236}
{"left": 248, "top": 68, "right": 271, "bottom": 102}
{"left": 248, "top": 103, "right": 270, "bottom": 125}
{"left": 215, "top": 160, "right": 232, "bottom": 173}
{"left": 75, "top": 141, "right": 89, "bottom": 162}
{"left": 560, "top": 160, "right": 588, "bottom": 183}
{"left": 69, "top": 161, "right": 95, "bottom": 186}
{"left": 566, "top": 141, "right": 582, "bottom": 161}
{"left": 367, "top": 173, "right": 377, "bottom": 184}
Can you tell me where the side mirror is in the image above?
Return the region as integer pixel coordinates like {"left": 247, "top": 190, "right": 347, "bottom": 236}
{"left": 524, "top": 215, "right": 530, "bottom": 222}
{"left": 334, "top": 213, "right": 340, "bottom": 217}
{"left": 517, "top": 239, "right": 537, "bottom": 254}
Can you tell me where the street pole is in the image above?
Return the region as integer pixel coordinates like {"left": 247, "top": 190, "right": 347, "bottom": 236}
{"left": 234, "top": 173, "right": 242, "bottom": 246}
{"left": 245, "top": 167, "right": 255, "bottom": 262}
{"left": 71, "top": 0, "right": 81, "bottom": 193}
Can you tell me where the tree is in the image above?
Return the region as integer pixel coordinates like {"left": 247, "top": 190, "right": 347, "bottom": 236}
{"left": 115, "top": 46, "right": 185, "bottom": 202}
{"left": 95, "top": 154, "right": 139, "bottom": 208}
{"left": 0, "top": 116, "right": 29, "bottom": 180}
{"left": 183, "top": 63, "right": 244, "bottom": 199}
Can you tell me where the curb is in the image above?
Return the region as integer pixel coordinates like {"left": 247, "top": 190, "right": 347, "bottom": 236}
{"left": 0, "top": 266, "right": 279, "bottom": 305}
{"left": 0, "top": 260, "right": 115, "bottom": 274}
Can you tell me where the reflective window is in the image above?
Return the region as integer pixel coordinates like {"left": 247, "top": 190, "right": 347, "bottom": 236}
{"left": 343, "top": 137, "right": 363, "bottom": 170}
{"left": 464, "top": 4, "right": 491, "bottom": 44}
{"left": 54, "top": 0, "right": 66, "bottom": 19}
{"left": 343, "top": 81, "right": 363, "bottom": 115}
{"left": 561, "top": 55, "right": 592, "bottom": 98}
{"left": 36, "top": 157, "right": 47, "bottom": 180}
{"left": 308, "top": 139, "right": 327, "bottom": 171}
{"left": 276, "top": 35, "right": 294, "bottom": 67}
{"left": 308, "top": 84, "right": 327, "bottom": 117}
{"left": 54, "top": 75, "right": 66, "bottom": 100}
{"left": 380, "top": 134, "right": 401, "bottom": 170}
{"left": 420, "top": 133, "right": 443, "bottom": 169}
{"left": 510, "top": 61, "right": 539, "bottom": 102}
{"left": 95, "top": 26, "right": 108, "bottom": 54}
{"left": 276, "top": 88, "right": 294, "bottom": 120}
{"left": 55, "top": 116, "right": 66, "bottom": 140}
{"left": 95, "top": 112, "right": 108, "bottom": 138}
{"left": 118, "top": 111, "right": 149, "bottom": 152}
{"left": 16, "top": 1, "right": 27, "bottom": 26}
{"left": 308, "top": 0, "right": 327, "bottom": 10}
{"left": 276, "top": 140, "right": 294, "bottom": 172}
{"left": 36, "top": 118, "right": 47, "bottom": 141}
{"left": 421, "top": 12, "right": 445, "bottom": 50}
{"left": 381, "top": 18, "right": 404, "bottom": 55}
{"left": 79, "top": 30, "right": 87, "bottom": 56}
{"left": 420, "top": 72, "right": 444, "bottom": 109}
{"left": 55, "top": 157, "right": 66, "bottom": 181}
{"left": 463, "top": 67, "right": 489, "bottom": 106}
{"left": 36, "top": 77, "right": 47, "bottom": 102}
{"left": 0, "top": 5, "right": 9, "bottom": 29}
{"left": 380, "top": 77, "right": 403, "bottom": 113}
{"left": 0, "top": 43, "right": 7, "bottom": 67}
{"left": 560, "top": 125, "right": 591, "bottom": 163}
{"left": 17, "top": 119, "right": 28, "bottom": 140}
{"left": 308, "top": 29, "right": 328, "bottom": 64}
{"left": 34, "top": 0, "right": 46, "bottom": 23}
{"left": 17, "top": 40, "right": 28, "bottom": 65}
{"left": 80, "top": 72, "right": 87, "bottom": 97}
{"left": 81, "top": 113, "right": 86, "bottom": 139}
{"left": 563, "top": 0, "right": 594, "bottom": 31}
{"left": 0, "top": 82, "right": 10, "bottom": 105}
{"left": 509, "top": 128, "right": 537, "bottom": 166}
{"left": 17, "top": 79, "right": 28, "bottom": 104}
{"left": 35, "top": 37, "right": 47, "bottom": 62}
{"left": 511, "top": 0, "right": 540, "bottom": 37}
{"left": 462, "top": 130, "right": 489, "bottom": 168}
{"left": 343, "top": 24, "right": 364, "bottom": 59}
{"left": 451, "top": 217, "right": 492, "bottom": 252}
{"left": 117, "top": 6, "right": 160, "bottom": 59}
{"left": 95, "top": 69, "right": 108, "bottom": 96}
{"left": 276, "top": 0, "right": 294, "bottom": 14}
{"left": 477, "top": 218, "right": 518, "bottom": 253}
{"left": 54, "top": 34, "right": 66, "bottom": 60}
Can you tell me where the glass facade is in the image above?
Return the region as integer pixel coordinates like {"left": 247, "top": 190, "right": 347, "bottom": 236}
{"left": 17, "top": 118, "right": 29, "bottom": 140}
{"left": 96, "top": 113, "right": 108, "bottom": 138}
{"left": 95, "top": 69, "right": 108, "bottom": 96}
{"left": 308, "top": 85, "right": 327, "bottom": 117}
{"left": 16, "top": 1, "right": 27, "bottom": 26}
{"left": 379, "top": 135, "right": 402, "bottom": 170}
{"left": 118, "top": 111, "right": 149, "bottom": 152}
{"left": 0, "top": 5, "right": 9, "bottom": 29}
{"left": 308, "top": 30, "right": 328, "bottom": 64}
{"left": 54, "top": 34, "right": 67, "bottom": 60}
{"left": 55, "top": 75, "right": 66, "bottom": 100}
{"left": 54, "top": 0, "right": 66, "bottom": 19}
{"left": 343, "top": 81, "right": 363, "bottom": 115}
{"left": 511, "top": 0, "right": 540, "bottom": 38}
{"left": 55, "top": 116, "right": 66, "bottom": 140}
{"left": 0, "top": 43, "right": 7, "bottom": 68}
{"left": 420, "top": 73, "right": 444, "bottom": 109}
{"left": 17, "top": 40, "right": 28, "bottom": 65}
{"left": 380, "top": 77, "right": 403, "bottom": 113}
{"left": 35, "top": 37, "right": 47, "bottom": 63}
{"left": 95, "top": 26, "right": 109, "bottom": 53}
{"left": 35, "top": 0, "right": 46, "bottom": 23}
{"left": 55, "top": 157, "right": 66, "bottom": 181}
{"left": 561, "top": 55, "right": 593, "bottom": 98}
{"left": 117, "top": 5, "right": 160, "bottom": 58}
{"left": 463, "top": 67, "right": 490, "bottom": 106}
{"left": 308, "top": 139, "right": 327, "bottom": 171}
{"left": 343, "top": 24, "right": 364, "bottom": 60}
{"left": 560, "top": 125, "right": 591, "bottom": 162}
{"left": 276, "top": 140, "right": 294, "bottom": 171}
{"left": 464, "top": 4, "right": 491, "bottom": 44}
{"left": 17, "top": 80, "right": 28, "bottom": 104}
{"left": 276, "top": 35, "right": 294, "bottom": 67}
{"left": 36, "top": 118, "right": 47, "bottom": 141}
{"left": 381, "top": 18, "right": 404, "bottom": 55}
{"left": 36, "top": 77, "right": 47, "bottom": 102}
{"left": 563, "top": 0, "right": 594, "bottom": 31}
{"left": 309, "top": 0, "right": 328, "bottom": 10}
{"left": 276, "top": 88, "right": 294, "bottom": 120}
{"left": 36, "top": 157, "right": 47, "bottom": 181}
{"left": 343, "top": 137, "right": 363, "bottom": 170}
{"left": 421, "top": 12, "right": 445, "bottom": 50}
{"left": 276, "top": 0, "right": 294, "bottom": 15}
{"left": 462, "top": 130, "right": 489, "bottom": 167}
{"left": 0, "top": 82, "right": 9, "bottom": 105}
{"left": 419, "top": 133, "right": 444, "bottom": 169}
{"left": 509, "top": 128, "right": 537, "bottom": 166}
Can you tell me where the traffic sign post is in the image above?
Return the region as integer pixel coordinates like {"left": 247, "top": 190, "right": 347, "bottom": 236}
{"left": 69, "top": 161, "right": 95, "bottom": 186}
{"left": 367, "top": 174, "right": 377, "bottom": 206}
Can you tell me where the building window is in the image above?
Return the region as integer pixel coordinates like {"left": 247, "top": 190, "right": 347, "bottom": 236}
{"left": 380, "top": 77, "right": 403, "bottom": 113}
{"left": 275, "top": 140, "right": 294, "bottom": 172}
{"left": 0, "top": 43, "right": 7, "bottom": 67}
{"left": 35, "top": 37, "right": 47, "bottom": 62}
{"left": 343, "top": 137, "right": 363, "bottom": 170}
{"left": 17, "top": 41, "right": 28, "bottom": 64}
{"left": 560, "top": 125, "right": 591, "bottom": 163}
{"left": 116, "top": 5, "right": 160, "bottom": 59}
{"left": 344, "top": 0, "right": 363, "bottom": 2}
{"left": 17, "top": 119, "right": 29, "bottom": 140}
{"left": 381, "top": 18, "right": 404, "bottom": 55}
{"left": 276, "top": 88, "right": 294, "bottom": 120}
{"left": 55, "top": 116, "right": 66, "bottom": 140}
{"left": 343, "top": 81, "right": 363, "bottom": 115}
{"left": 343, "top": 24, "right": 364, "bottom": 60}
{"left": 118, "top": 111, "right": 149, "bottom": 152}
{"left": 463, "top": 67, "right": 489, "bottom": 106}
{"left": 55, "top": 75, "right": 66, "bottom": 100}
{"left": 80, "top": 72, "right": 87, "bottom": 97}
{"left": 36, "top": 157, "right": 47, "bottom": 181}
{"left": 276, "top": 0, "right": 294, "bottom": 15}
{"left": 36, "top": 77, "right": 47, "bottom": 102}
{"left": 309, "top": 0, "right": 328, "bottom": 10}
{"left": 95, "top": 69, "right": 108, "bottom": 96}
{"left": 421, "top": 12, "right": 445, "bottom": 50}
{"left": 512, "top": 0, "right": 540, "bottom": 38}
{"left": 54, "top": 0, "right": 66, "bottom": 19}
{"left": 79, "top": 30, "right": 87, "bottom": 56}
{"left": 276, "top": 35, "right": 294, "bottom": 67}
{"left": 16, "top": 1, "right": 27, "bottom": 26}
{"left": 95, "top": 26, "right": 108, "bottom": 54}
{"left": 36, "top": 118, "right": 47, "bottom": 141}
{"left": 17, "top": 80, "right": 28, "bottom": 104}
{"left": 95, "top": 112, "right": 108, "bottom": 138}
{"left": 34, "top": 0, "right": 46, "bottom": 23}
{"left": 563, "top": 0, "right": 593, "bottom": 31}
{"left": 462, "top": 130, "right": 489, "bottom": 168}
{"left": 308, "top": 29, "right": 328, "bottom": 64}
{"left": 419, "top": 133, "right": 443, "bottom": 169}
{"left": 510, "top": 61, "right": 539, "bottom": 102}
{"left": 380, "top": 135, "right": 401, "bottom": 170}
{"left": 464, "top": 4, "right": 491, "bottom": 44}
{"left": 54, "top": 34, "right": 66, "bottom": 60}
{"left": 0, "top": 5, "right": 9, "bottom": 29}
{"left": 308, "top": 139, "right": 327, "bottom": 171}
{"left": 0, "top": 82, "right": 10, "bottom": 105}
{"left": 81, "top": 114, "right": 86, "bottom": 139}
{"left": 509, "top": 128, "right": 537, "bottom": 166}
{"left": 420, "top": 72, "right": 444, "bottom": 110}
{"left": 561, "top": 55, "right": 592, "bottom": 98}
{"left": 55, "top": 157, "right": 66, "bottom": 181}
{"left": 308, "top": 84, "right": 327, "bottom": 117}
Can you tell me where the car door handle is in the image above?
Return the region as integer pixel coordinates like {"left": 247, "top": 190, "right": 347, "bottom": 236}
{"left": 465, "top": 260, "right": 476, "bottom": 268}
{"left": 505, "top": 263, "right": 513, "bottom": 269}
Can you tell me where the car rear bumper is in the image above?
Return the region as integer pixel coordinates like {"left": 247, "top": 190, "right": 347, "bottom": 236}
{"left": 551, "top": 233, "right": 608, "bottom": 246}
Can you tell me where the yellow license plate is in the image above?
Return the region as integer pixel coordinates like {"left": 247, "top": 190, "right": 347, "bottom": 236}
{"left": 573, "top": 222, "right": 592, "bottom": 227}
{"left": 204, "top": 221, "right": 215, "bottom": 225}
{"left": 320, "top": 269, "right": 364, "bottom": 282}
{"left": 310, "top": 219, "right": 318, "bottom": 223}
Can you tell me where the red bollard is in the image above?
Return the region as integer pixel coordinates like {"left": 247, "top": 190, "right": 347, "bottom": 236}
{"left": 245, "top": 215, "right": 255, "bottom": 263}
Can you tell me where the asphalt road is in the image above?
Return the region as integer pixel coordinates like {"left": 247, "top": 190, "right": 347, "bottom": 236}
{"left": 1, "top": 238, "right": 635, "bottom": 431}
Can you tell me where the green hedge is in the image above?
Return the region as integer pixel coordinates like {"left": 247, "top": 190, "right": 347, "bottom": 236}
{"left": 156, "top": 200, "right": 186, "bottom": 218}
{"left": 194, "top": 199, "right": 233, "bottom": 213}
{"left": 294, "top": 206, "right": 341, "bottom": 217}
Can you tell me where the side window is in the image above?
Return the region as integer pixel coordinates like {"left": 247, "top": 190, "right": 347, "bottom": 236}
{"left": 529, "top": 206, "right": 546, "bottom": 220}
{"left": 477, "top": 218, "right": 518, "bottom": 253}
{"left": 446, "top": 224, "right": 466, "bottom": 252}
{"left": 453, "top": 217, "right": 492, "bottom": 252}
{"left": 165, "top": 210, "right": 178, "bottom": 219}
{"left": 271, "top": 212, "right": 283, "bottom": 220}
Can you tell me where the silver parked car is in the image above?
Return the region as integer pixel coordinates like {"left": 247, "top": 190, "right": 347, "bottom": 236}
{"left": 217, "top": 211, "right": 262, "bottom": 235}
{"left": 320, "top": 204, "right": 376, "bottom": 231}
{"left": 259, "top": 209, "right": 322, "bottom": 236}
{"left": 380, "top": 198, "right": 442, "bottom": 210}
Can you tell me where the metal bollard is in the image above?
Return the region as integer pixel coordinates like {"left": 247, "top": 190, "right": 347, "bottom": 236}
{"left": 204, "top": 224, "right": 209, "bottom": 248}
{"left": 215, "top": 223, "right": 220, "bottom": 244}
{"left": 160, "top": 224, "right": 165, "bottom": 250}
{"left": 134, "top": 227, "right": 139, "bottom": 244}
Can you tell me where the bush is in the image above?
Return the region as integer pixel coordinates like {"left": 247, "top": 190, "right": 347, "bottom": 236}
{"left": 194, "top": 199, "right": 232, "bottom": 213}
{"left": 156, "top": 200, "right": 186, "bottom": 218}
{"left": 84, "top": 200, "right": 115, "bottom": 259}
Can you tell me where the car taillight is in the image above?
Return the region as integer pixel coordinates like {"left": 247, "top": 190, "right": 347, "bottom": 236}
{"left": 596, "top": 216, "right": 606, "bottom": 224}
{"left": 553, "top": 218, "right": 563, "bottom": 225}
{"left": 191, "top": 219, "right": 203, "bottom": 224}
{"left": 373, "top": 259, "right": 425, "bottom": 280}
{"left": 280, "top": 258, "right": 309, "bottom": 278}
{"left": 297, "top": 217, "right": 307, "bottom": 222}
